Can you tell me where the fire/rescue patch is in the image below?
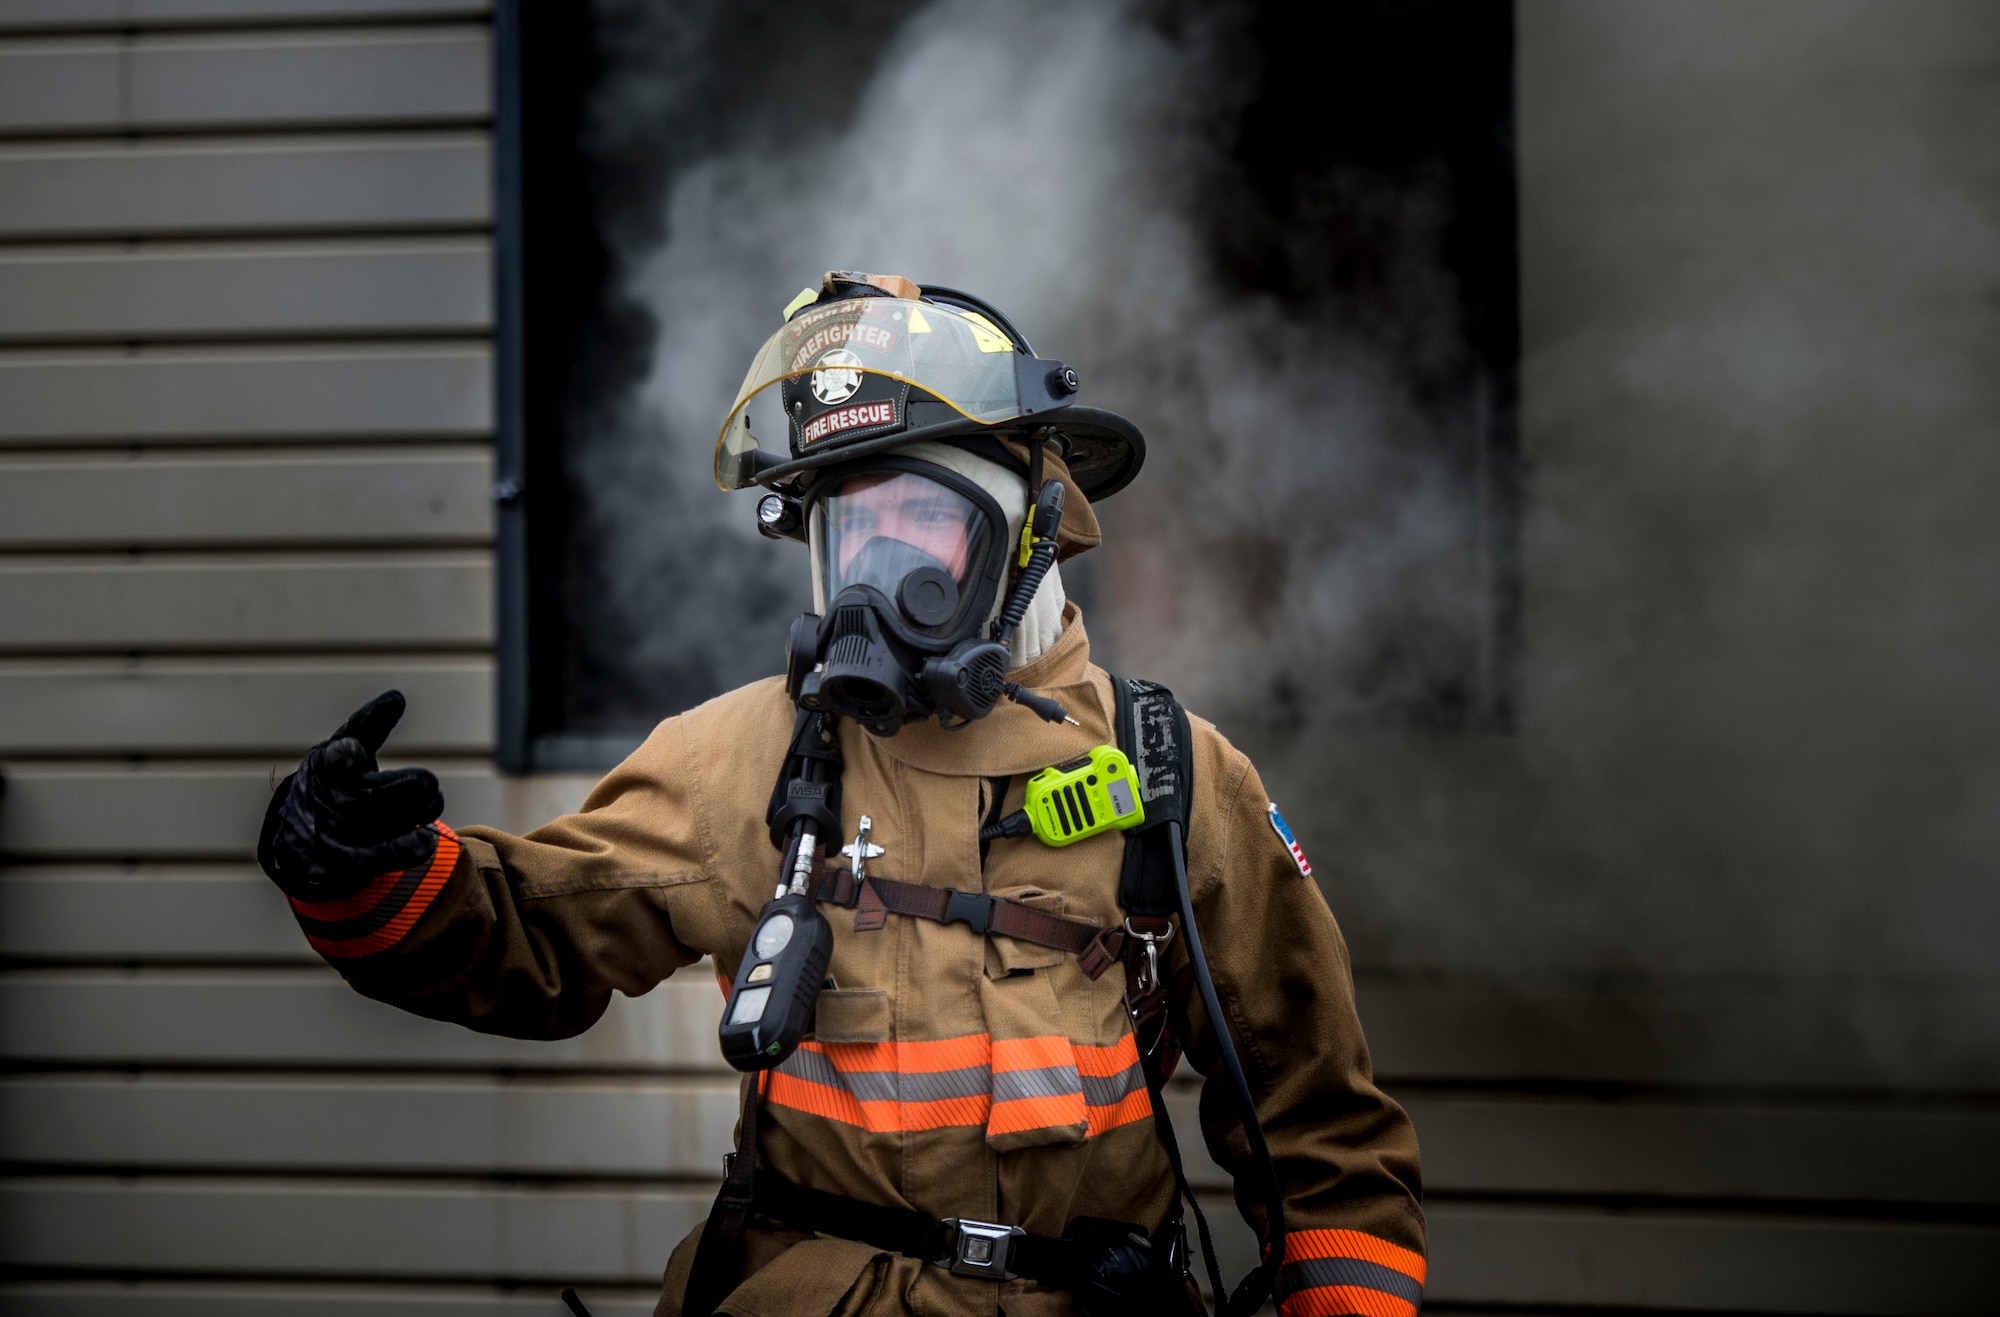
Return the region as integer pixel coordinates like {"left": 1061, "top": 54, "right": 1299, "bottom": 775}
{"left": 800, "top": 399, "right": 896, "bottom": 446}
{"left": 1268, "top": 803, "right": 1312, "bottom": 878}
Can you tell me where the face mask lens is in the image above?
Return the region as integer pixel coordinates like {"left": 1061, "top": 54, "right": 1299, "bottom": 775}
{"left": 816, "top": 470, "right": 993, "bottom": 637}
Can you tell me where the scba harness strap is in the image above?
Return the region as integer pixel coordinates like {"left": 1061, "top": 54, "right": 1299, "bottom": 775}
{"left": 1110, "top": 676, "right": 1283, "bottom": 1317}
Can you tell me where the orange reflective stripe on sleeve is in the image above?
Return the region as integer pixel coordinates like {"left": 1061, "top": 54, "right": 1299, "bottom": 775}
{"left": 293, "top": 823, "right": 460, "bottom": 960}
{"left": 1274, "top": 1228, "right": 1426, "bottom": 1317}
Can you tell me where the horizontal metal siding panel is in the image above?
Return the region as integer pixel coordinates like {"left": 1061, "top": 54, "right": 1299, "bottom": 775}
{"left": 0, "top": 240, "right": 490, "bottom": 341}
{"left": 0, "top": 1180, "right": 1990, "bottom": 1314}
{"left": 0, "top": 867, "right": 318, "bottom": 961}
{"left": 0, "top": 43, "right": 116, "bottom": 129}
{"left": 0, "top": 31, "right": 486, "bottom": 133}
{"left": 0, "top": 1177, "right": 712, "bottom": 1284}
{"left": 0, "top": 2, "right": 488, "bottom": 31}
{"left": 0, "top": 762, "right": 477, "bottom": 858}
{"left": 0, "top": 969, "right": 726, "bottom": 1069}
{"left": 127, "top": 30, "right": 487, "bottom": 129}
{"left": 0, "top": 552, "right": 492, "bottom": 652}
{"left": 1168, "top": 1088, "right": 2000, "bottom": 1205}
{"left": 11, "top": 1069, "right": 1981, "bottom": 1210}
{"left": 0, "top": 137, "right": 489, "bottom": 238}
{"left": 1357, "top": 974, "right": 2000, "bottom": 1091}
{"left": 0, "top": 1282, "right": 659, "bottom": 1317}
{"left": 13, "top": 1075, "right": 1996, "bottom": 1210}
{"left": 0, "top": 762, "right": 592, "bottom": 858}
{"left": 0, "top": 1074, "right": 741, "bottom": 1176}
{"left": 1422, "top": 1201, "right": 1999, "bottom": 1315}
{"left": 0, "top": 345, "right": 492, "bottom": 443}
{"left": 0, "top": 656, "right": 492, "bottom": 754}
{"left": 4, "top": 843, "right": 1996, "bottom": 1090}
{"left": 0, "top": 449, "right": 494, "bottom": 548}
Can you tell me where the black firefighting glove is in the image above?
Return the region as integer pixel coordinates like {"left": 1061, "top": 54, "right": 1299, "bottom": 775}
{"left": 257, "top": 690, "right": 444, "bottom": 900}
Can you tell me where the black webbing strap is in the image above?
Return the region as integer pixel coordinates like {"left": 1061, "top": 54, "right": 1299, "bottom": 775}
{"left": 1109, "top": 675, "right": 1284, "bottom": 1317}
{"left": 751, "top": 1169, "right": 1164, "bottom": 1294}
{"left": 1142, "top": 1054, "right": 1229, "bottom": 1305}
{"left": 682, "top": 1078, "right": 761, "bottom": 1317}
{"left": 764, "top": 710, "right": 843, "bottom": 851}
{"left": 1114, "top": 676, "right": 1193, "bottom": 918}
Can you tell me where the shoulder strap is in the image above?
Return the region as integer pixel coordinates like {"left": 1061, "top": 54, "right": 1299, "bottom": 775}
{"left": 1113, "top": 675, "right": 1194, "bottom": 917}
{"left": 1110, "top": 675, "right": 1285, "bottom": 1317}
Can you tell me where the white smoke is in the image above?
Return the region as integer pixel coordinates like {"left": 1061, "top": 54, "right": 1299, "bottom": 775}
{"left": 589, "top": 0, "right": 1483, "bottom": 732}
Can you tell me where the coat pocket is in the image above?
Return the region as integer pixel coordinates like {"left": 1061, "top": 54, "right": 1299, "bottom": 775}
{"left": 812, "top": 988, "right": 889, "bottom": 1043}
{"left": 979, "top": 959, "right": 1089, "bottom": 1152}
{"left": 716, "top": 1237, "right": 893, "bottom": 1317}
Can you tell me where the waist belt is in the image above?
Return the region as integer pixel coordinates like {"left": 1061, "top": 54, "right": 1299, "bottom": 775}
{"left": 752, "top": 1170, "right": 1152, "bottom": 1287}
{"left": 813, "top": 868, "right": 1124, "bottom": 979}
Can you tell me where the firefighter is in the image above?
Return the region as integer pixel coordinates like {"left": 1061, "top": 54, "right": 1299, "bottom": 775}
{"left": 259, "top": 272, "right": 1425, "bottom": 1317}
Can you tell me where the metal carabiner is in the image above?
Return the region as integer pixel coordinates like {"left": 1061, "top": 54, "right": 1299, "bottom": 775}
{"left": 1122, "top": 916, "right": 1175, "bottom": 995}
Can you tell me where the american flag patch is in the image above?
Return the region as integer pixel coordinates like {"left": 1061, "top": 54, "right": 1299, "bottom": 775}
{"left": 1268, "top": 804, "right": 1312, "bottom": 879}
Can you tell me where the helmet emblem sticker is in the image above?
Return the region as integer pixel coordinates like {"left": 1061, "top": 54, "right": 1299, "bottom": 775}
{"left": 810, "top": 348, "right": 865, "bottom": 404}
{"left": 1267, "top": 803, "right": 1313, "bottom": 879}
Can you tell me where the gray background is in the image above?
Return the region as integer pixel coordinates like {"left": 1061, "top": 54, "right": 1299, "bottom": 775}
{"left": 0, "top": 2, "right": 1995, "bottom": 1314}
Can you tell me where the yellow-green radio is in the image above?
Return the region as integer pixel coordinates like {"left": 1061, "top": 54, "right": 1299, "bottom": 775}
{"left": 1023, "top": 745, "right": 1146, "bottom": 846}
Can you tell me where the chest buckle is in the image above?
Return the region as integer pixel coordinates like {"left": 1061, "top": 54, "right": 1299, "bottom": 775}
{"left": 942, "top": 1217, "right": 1025, "bottom": 1280}
{"left": 944, "top": 889, "right": 996, "bottom": 935}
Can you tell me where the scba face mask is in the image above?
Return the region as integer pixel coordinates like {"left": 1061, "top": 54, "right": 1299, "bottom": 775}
{"left": 783, "top": 458, "right": 1018, "bottom": 736}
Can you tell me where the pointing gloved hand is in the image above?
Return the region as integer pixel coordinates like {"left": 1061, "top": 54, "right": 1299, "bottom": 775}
{"left": 257, "top": 690, "right": 445, "bottom": 900}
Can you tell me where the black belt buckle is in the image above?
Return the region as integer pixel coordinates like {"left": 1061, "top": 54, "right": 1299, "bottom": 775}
{"left": 944, "top": 890, "right": 995, "bottom": 936}
{"left": 943, "top": 1217, "right": 1024, "bottom": 1280}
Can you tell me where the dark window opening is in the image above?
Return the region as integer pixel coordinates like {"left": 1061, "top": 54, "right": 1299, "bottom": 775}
{"left": 495, "top": 0, "right": 1519, "bottom": 771}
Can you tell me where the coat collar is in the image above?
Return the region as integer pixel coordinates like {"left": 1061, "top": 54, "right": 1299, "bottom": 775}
{"left": 848, "top": 602, "right": 1112, "bottom": 777}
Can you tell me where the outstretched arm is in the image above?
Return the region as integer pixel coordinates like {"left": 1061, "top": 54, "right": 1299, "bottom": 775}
{"left": 258, "top": 690, "right": 737, "bottom": 1040}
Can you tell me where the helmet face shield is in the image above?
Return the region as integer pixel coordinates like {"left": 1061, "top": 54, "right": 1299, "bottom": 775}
{"left": 716, "top": 297, "right": 1029, "bottom": 490}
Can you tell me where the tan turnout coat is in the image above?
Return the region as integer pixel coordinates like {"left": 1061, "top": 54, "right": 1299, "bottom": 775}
{"left": 306, "top": 607, "right": 1426, "bottom": 1317}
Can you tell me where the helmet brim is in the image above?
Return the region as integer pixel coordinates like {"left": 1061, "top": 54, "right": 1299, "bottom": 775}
{"left": 748, "top": 405, "right": 1145, "bottom": 503}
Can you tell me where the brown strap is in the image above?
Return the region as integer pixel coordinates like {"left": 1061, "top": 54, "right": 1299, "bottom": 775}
{"left": 811, "top": 868, "right": 1120, "bottom": 979}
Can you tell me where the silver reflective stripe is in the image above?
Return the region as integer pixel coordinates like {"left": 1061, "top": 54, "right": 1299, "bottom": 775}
{"left": 778, "top": 1048, "right": 990, "bottom": 1105}
{"left": 1080, "top": 1066, "right": 1143, "bottom": 1108}
{"left": 991, "top": 1063, "right": 1083, "bottom": 1105}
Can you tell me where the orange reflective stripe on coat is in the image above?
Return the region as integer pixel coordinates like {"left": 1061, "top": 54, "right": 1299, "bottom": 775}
{"left": 1274, "top": 1228, "right": 1427, "bottom": 1317}
{"left": 767, "top": 1030, "right": 1152, "bottom": 1139}
{"left": 288, "top": 823, "right": 460, "bottom": 959}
